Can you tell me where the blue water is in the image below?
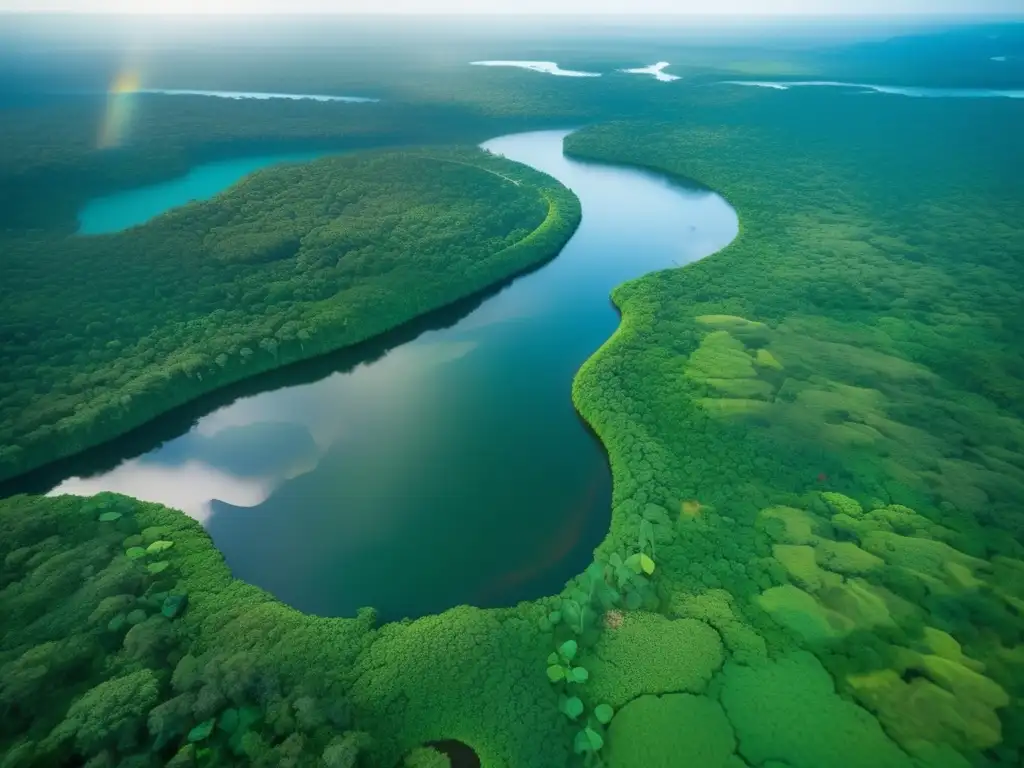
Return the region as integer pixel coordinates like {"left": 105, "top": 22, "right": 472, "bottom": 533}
{"left": 77, "top": 151, "right": 331, "bottom": 234}
{"left": 56, "top": 130, "right": 738, "bottom": 620}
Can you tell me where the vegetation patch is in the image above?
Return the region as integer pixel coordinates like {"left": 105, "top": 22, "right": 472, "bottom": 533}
{"left": 0, "top": 148, "right": 580, "bottom": 484}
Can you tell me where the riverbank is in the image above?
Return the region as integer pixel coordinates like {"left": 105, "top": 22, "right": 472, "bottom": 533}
{"left": 563, "top": 94, "right": 1024, "bottom": 766}
{"left": 28, "top": 129, "right": 737, "bottom": 622}
{"left": 0, "top": 148, "right": 581, "bottom": 485}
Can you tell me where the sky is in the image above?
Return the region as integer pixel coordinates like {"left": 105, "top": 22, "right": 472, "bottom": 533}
{"left": 1, "top": 0, "right": 1022, "bottom": 14}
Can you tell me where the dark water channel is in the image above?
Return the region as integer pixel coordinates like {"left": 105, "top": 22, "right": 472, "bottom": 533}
{"left": 47, "top": 129, "right": 738, "bottom": 620}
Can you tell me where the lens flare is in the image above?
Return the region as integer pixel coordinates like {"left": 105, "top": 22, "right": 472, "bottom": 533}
{"left": 98, "top": 69, "right": 142, "bottom": 149}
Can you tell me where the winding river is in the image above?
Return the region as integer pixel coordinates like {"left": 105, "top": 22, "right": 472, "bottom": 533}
{"left": 47, "top": 129, "right": 738, "bottom": 620}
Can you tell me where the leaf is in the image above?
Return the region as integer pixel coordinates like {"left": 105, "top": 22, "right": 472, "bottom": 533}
{"left": 227, "top": 708, "right": 261, "bottom": 754}
{"left": 609, "top": 553, "right": 623, "bottom": 568}
{"left": 161, "top": 593, "right": 188, "bottom": 619}
{"left": 640, "top": 553, "right": 656, "bottom": 575}
{"left": 625, "top": 589, "right": 643, "bottom": 611}
{"left": 237, "top": 707, "right": 260, "bottom": 730}
{"left": 187, "top": 718, "right": 216, "bottom": 743}
{"left": 585, "top": 562, "right": 606, "bottom": 586}
{"left": 624, "top": 552, "right": 643, "bottom": 573}
{"left": 218, "top": 708, "right": 240, "bottom": 734}
{"left": 147, "top": 540, "right": 175, "bottom": 554}
{"left": 562, "top": 600, "right": 582, "bottom": 629}
{"left": 547, "top": 652, "right": 559, "bottom": 666}
{"left": 560, "top": 695, "right": 584, "bottom": 720}
{"left": 558, "top": 639, "right": 578, "bottom": 662}
{"left": 594, "top": 703, "right": 614, "bottom": 724}
{"left": 570, "top": 666, "right": 589, "bottom": 684}
{"left": 548, "top": 610, "right": 562, "bottom": 624}
{"left": 98, "top": 511, "right": 122, "bottom": 522}
{"left": 547, "top": 665, "right": 565, "bottom": 683}
{"left": 574, "top": 727, "right": 604, "bottom": 754}
{"left": 595, "top": 580, "right": 620, "bottom": 610}
{"left": 147, "top": 561, "right": 170, "bottom": 574}
{"left": 125, "top": 546, "right": 147, "bottom": 560}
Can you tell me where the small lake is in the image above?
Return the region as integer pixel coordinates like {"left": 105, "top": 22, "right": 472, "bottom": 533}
{"left": 49, "top": 129, "right": 738, "bottom": 620}
{"left": 78, "top": 152, "right": 331, "bottom": 234}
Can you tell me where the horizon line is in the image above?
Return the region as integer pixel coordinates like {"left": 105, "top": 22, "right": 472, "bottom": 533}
{"left": 2, "top": 10, "right": 1023, "bottom": 17}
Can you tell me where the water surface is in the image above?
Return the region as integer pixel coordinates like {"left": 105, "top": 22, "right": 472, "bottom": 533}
{"left": 139, "top": 89, "right": 378, "bottom": 103}
{"left": 720, "top": 80, "right": 1024, "bottom": 98}
{"left": 52, "top": 129, "right": 738, "bottom": 620}
{"left": 470, "top": 61, "right": 601, "bottom": 77}
{"left": 77, "top": 151, "right": 333, "bottom": 234}
{"left": 620, "top": 62, "right": 681, "bottom": 82}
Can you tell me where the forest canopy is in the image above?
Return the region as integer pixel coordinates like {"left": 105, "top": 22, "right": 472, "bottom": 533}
{"left": 2, "top": 28, "right": 1024, "bottom": 768}
{"left": 0, "top": 147, "right": 580, "bottom": 484}
{"left": 565, "top": 88, "right": 1024, "bottom": 767}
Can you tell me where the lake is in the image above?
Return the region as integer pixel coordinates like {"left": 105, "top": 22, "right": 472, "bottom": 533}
{"left": 51, "top": 129, "right": 738, "bottom": 620}
{"left": 78, "top": 151, "right": 332, "bottom": 234}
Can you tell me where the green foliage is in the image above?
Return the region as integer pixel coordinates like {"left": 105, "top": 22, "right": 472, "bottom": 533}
{"left": 404, "top": 746, "right": 452, "bottom": 768}
{"left": 3, "top": 53, "right": 1024, "bottom": 768}
{"left": 161, "top": 593, "right": 188, "bottom": 619}
{"left": 187, "top": 719, "right": 216, "bottom": 744}
{"left": 558, "top": 695, "right": 585, "bottom": 721}
{"left": 321, "top": 731, "right": 372, "bottom": 768}
{"left": 593, "top": 704, "right": 614, "bottom": 725}
{"left": 605, "top": 694, "right": 740, "bottom": 768}
{"left": 45, "top": 669, "right": 161, "bottom": 754}
{"left": 584, "top": 613, "right": 724, "bottom": 709}
{"left": 0, "top": 148, "right": 581, "bottom": 485}
{"left": 566, "top": 90, "right": 1024, "bottom": 766}
{"left": 720, "top": 652, "right": 912, "bottom": 768}
{"left": 547, "top": 641, "right": 589, "bottom": 686}
{"left": 559, "top": 639, "right": 578, "bottom": 662}
{"left": 574, "top": 726, "right": 604, "bottom": 755}
{"left": 605, "top": 552, "right": 655, "bottom": 611}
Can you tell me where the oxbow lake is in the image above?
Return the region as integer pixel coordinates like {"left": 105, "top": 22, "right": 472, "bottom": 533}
{"left": 50, "top": 129, "right": 739, "bottom": 621}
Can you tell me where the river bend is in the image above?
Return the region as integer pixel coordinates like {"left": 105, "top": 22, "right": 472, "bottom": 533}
{"left": 50, "top": 129, "right": 738, "bottom": 620}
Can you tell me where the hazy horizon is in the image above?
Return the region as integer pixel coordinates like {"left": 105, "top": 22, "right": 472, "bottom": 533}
{"left": 2, "top": 0, "right": 1023, "bottom": 16}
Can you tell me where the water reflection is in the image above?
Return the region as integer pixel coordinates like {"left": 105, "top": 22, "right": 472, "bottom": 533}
{"left": 42, "top": 129, "right": 738, "bottom": 620}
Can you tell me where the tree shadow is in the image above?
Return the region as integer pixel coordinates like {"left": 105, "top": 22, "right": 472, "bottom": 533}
{"left": 0, "top": 264, "right": 539, "bottom": 499}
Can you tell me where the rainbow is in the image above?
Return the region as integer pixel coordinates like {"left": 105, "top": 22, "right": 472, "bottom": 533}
{"left": 98, "top": 69, "right": 141, "bottom": 149}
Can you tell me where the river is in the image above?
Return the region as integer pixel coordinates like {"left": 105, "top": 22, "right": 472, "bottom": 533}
{"left": 50, "top": 128, "right": 738, "bottom": 620}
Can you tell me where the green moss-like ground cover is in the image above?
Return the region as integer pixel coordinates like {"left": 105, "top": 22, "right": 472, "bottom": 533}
{"left": 563, "top": 89, "right": 1024, "bottom": 766}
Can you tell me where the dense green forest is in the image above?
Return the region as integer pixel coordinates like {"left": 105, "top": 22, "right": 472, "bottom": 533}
{"left": 0, "top": 148, "right": 580, "bottom": 484}
{"left": 3, "top": 20, "right": 1024, "bottom": 768}
{"left": 565, "top": 88, "right": 1024, "bottom": 766}
{"left": 0, "top": 98, "right": 555, "bottom": 232}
